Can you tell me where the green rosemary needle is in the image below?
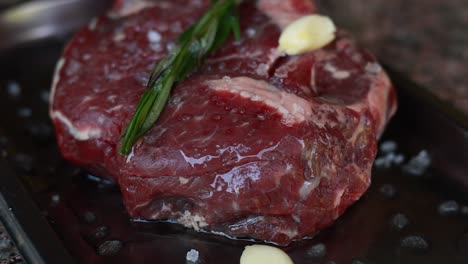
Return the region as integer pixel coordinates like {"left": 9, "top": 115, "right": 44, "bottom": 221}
{"left": 119, "top": 0, "right": 241, "bottom": 155}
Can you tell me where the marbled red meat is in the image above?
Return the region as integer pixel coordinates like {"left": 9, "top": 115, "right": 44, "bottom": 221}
{"left": 50, "top": 0, "right": 397, "bottom": 245}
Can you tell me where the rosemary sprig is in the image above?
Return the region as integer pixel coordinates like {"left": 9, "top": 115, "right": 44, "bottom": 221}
{"left": 119, "top": 0, "right": 241, "bottom": 155}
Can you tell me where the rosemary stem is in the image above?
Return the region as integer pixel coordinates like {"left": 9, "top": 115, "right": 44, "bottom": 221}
{"left": 119, "top": 0, "right": 240, "bottom": 155}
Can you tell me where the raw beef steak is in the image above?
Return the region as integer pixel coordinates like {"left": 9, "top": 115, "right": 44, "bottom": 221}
{"left": 50, "top": 0, "right": 397, "bottom": 244}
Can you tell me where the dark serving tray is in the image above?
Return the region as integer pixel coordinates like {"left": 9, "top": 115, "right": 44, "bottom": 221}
{"left": 0, "top": 5, "right": 467, "bottom": 264}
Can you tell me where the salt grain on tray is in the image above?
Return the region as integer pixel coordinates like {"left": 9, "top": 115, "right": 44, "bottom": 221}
{"left": 374, "top": 140, "right": 405, "bottom": 168}
{"left": 403, "top": 150, "right": 431, "bottom": 176}
{"left": 186, "top": 249, "right": 199, "bottom": 263}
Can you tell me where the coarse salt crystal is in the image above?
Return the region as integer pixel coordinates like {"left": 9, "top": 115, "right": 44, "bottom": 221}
{"left": 380, "top": 140, "right": 397, "bottom": 153}
{"left": 147, "top": 30, "right": 161, "bottom": 43}
{"left": 403, "top": 150, "right": 431, "bottom": 176}
{"left": 186, "top": 249, "right": 199, "bottom": 263}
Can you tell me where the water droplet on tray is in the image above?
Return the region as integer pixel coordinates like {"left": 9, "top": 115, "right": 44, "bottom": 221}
{"left": 50, "top": 194, "right": 60, "bottom": 205}
{"left": 12, "top": 153, "right": 34, "bottom": 173}
{"left": 81, "top": 211, "right": 96, "bottom": 224}
{"left": 97, "top": 240, "right": 123, "bottom": 256}
{"left": 17, "top": 107, "right": 32, "bottom": 118}
{"left": 24, "top": 121, "right": 53, "bottom": 143}
{"left": 6, "top": 81, "right": 21, "bottom": 98}
{"left": 438, "top": 200, "right": 459, "bottom": 216}
{"left": 92, "top": 226, "right": 110, "bottom": 240}
{"left": 40, "top": 90, "right": 50, "bottom": 103}
{"left": 306, "top": 243, "right": 326, "bottom": 258}
{"left": 390, "top": 213, "right": 409, "bottom": 230}
{"left": 461, "top": 206, "right": 468, "bottom": 215}
{"left": 400, "top": 235, "right": 429, "bottom": 253}
{"left": 379, "top": 183, "right": 397, "bottom": 199}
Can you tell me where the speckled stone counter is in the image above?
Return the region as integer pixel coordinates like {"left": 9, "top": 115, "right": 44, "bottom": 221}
{"left": 0, "top": 224, "right": 24, "bottom": 263}
{"left": 317, "top": 0, "right": 468, "bottom": 113}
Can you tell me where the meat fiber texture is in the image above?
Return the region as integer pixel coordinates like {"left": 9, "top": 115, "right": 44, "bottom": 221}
{"left": 50, "top": 0, "right": 397, "bottom": 245}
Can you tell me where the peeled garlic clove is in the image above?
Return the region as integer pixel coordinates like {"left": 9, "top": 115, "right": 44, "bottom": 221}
{"left": 240, "top": 245, "right": 294, "bottom": 264}
{"left": 279, "top": 14, "right": 336, "bottom": 55}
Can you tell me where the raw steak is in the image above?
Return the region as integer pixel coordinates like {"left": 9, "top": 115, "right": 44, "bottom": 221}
{"left": 50, "top": 0, "right": 397, "bottom": 245}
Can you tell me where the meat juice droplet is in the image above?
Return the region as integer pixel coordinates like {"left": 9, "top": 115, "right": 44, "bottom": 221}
{"left": 400, "top": 235, "right": 429, "bottom": 253}
{"left": 390, "top": 213, "right": 409, "bottom": 230}
{"left": 97, "top": 240, "right": 123, "bottom": 256}
{"left": 180, "top": 114, "right": 192, "bottom": 121}
{"left": 212, "top": 114, "right": 222, "bottom": 121}
{"left": 438, "top": 200, "right": 459, "bottom": 216}
{"left": 224, "top": 104, "right": 232, "bottom": 111}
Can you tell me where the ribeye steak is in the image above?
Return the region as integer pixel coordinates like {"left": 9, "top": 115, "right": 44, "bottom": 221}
{"left": 50, "top": 0, "right": 397, "bottom": 244}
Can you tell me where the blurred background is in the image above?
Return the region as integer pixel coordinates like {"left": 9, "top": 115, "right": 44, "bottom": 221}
{"left": 1, "top": 0, "right": 467, "bottom": 111}
{"left": 317, "top": 0, "right": 468, "bottom": 113}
